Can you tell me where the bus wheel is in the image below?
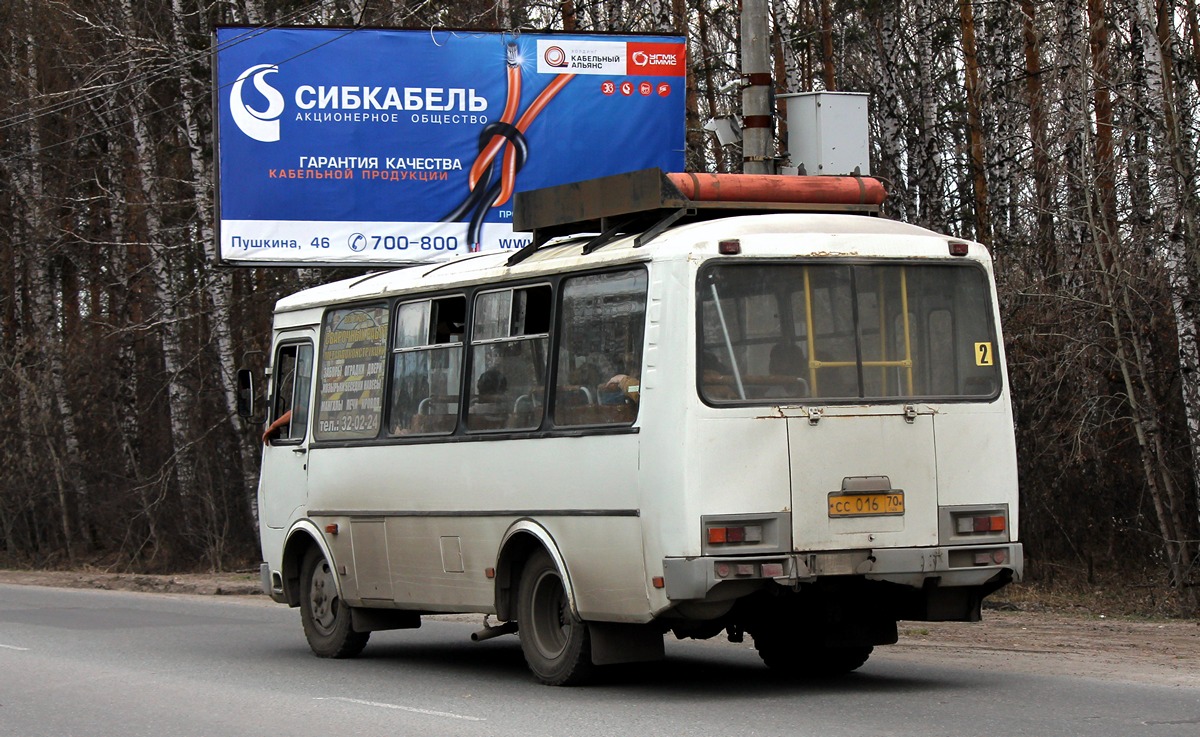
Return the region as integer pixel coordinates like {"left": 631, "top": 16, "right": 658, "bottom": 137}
{"left": 300, "top": 547, "right": 369, "bottom": 658}
{"left": 802, "top": 645, "right": 873, "bottom": 675}
{"left": 754, "top": 633, "right": 872, "bottom": 676}
{"left": 517, "top": 550, "right": 593, "bottom": 686}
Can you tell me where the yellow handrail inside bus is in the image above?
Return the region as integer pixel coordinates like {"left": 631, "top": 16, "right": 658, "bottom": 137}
{"left": 803, "top": 267, "right": 819, "bottom": 395}
{"left": 802, "top": 266, "right": 914, "bottom": 397}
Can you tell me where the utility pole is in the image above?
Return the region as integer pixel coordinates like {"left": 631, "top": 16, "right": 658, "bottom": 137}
{"left": 741, "top": 0, "right": 775, "bottom": 174}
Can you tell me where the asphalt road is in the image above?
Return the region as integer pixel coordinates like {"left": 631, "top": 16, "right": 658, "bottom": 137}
{"left": 1, "top": 583, "right": 1197, "bottom": 737}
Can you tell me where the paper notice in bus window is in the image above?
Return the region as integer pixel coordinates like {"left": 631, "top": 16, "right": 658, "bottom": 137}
{"left": 974, "top": 342, "right": 994, "bottom": 366}
{"left": 316, "top": 305, "right": 389, "bottom": 440}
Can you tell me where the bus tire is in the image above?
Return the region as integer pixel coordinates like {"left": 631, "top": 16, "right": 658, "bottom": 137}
{"left": 299, "top": 546, "right": 369, "bottom": 658}
{"left": 517, "top": 550, "right": 593, "bottom": 686}
{"left": 754, "top": 633, "right": 872, "bottom": 676}
{"left": 802, "top": 645, "right": 872, "bottom": 675}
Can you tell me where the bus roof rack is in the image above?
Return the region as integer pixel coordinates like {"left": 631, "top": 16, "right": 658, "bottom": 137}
{"left": 508, "top": 168, "right": 887, "bottom": 266}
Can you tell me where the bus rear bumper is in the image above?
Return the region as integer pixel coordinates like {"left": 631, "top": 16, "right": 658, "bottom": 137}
{"left": 662, "top": 543, "right": 1023, "bottom": 602}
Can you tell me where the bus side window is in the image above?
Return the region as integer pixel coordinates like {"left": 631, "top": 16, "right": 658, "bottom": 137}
{"left": 553, "top": 269, "right": 647, "bottom": 427}
{"left": 390, "top": 296, "right": 465, "bottom": 436}
{"left": 468, "top": 285, "right": 552, "bottom": 432}
{"left": 268, "top": 343, "right": 312, "bottom": 443}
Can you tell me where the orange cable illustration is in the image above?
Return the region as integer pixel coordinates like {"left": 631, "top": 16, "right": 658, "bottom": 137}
{"left": 444, "top": 42, "right": 575, "bottom": 250}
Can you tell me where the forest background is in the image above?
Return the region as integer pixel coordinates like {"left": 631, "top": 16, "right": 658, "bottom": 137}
{"left": 2, "top": 0, "right": 1199, "bottom": 615}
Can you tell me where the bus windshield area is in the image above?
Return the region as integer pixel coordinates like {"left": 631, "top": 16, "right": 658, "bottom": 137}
{"left": 698, "top": 262, "right": 1001, "bottom": 403}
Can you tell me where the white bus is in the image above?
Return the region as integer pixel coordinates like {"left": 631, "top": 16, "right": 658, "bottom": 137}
{"left": 243, "top": 171, "right": 1022, "bottom": 685}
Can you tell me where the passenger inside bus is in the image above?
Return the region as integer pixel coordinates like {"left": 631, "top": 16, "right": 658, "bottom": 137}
{"left": 434, "top": 317, "right": 464, "bottom": 344}
{"left": 263, "top": 362, "right": 296, "bottom": 444}
{"left": 475, "top": 367, "right": 508, "bottom": 401}
{"left": 468, "top": 367, "right": 510, "bottom": 430}
{"left": 766, "top": 341, "right": 810, "bottom": 398}
{"left": 769, "top": 341, "right": 805, "bottom": 377}
{"left": 599, "top": 373, "right": 639, "bottom": 405}
{"left": 262, "top": 409, "right": 291, "bottom": 444}
{"left": 599, "top": 352, "right": 640, "bottom": 406}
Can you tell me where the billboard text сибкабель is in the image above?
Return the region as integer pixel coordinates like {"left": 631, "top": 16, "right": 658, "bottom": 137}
{"left": 214, "top": 27, "right": 686, "bottom": 266}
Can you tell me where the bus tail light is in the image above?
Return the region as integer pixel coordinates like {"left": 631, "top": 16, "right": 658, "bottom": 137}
{"left": 707, "top": 525, "right": 763, "bottom": 545}
{"left": 940, "top": 506, "right": 1010, "bottom": 545}
{"left": 701, "top": 513, "right": 789, "bottom": 554}
{"left": 956, "top": 514, "right": 1005, "bottom": 534}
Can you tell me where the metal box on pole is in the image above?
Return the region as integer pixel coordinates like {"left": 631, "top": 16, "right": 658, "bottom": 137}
{"left": 781, "top": 92, "right": 870, "bottom": 176}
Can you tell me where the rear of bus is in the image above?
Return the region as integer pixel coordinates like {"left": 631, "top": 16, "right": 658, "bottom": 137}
{"left": 657, "top": 217, "right": 1022, "bottom": 675}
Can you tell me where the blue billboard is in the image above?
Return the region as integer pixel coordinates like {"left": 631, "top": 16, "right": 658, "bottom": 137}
{"left": 213, "top": 27, "right": 687, "bottom": 265}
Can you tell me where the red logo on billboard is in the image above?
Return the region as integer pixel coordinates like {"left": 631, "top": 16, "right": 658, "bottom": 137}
{"left": 658, "top": 83, "right": 671, "bottom": 97}
{"left": 601, "top": 80, "right": 616, "bottom": 96}
{"left": 626, "top": 42, "right": 687, "bottom": 76}
{"left": 620, "top": 81, "right": 634, "bottom": 96}
{"left": 639, "top": 81, "right": 652, "bottom": 96}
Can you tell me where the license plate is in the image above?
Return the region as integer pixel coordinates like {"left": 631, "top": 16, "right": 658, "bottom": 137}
{"left": 828, "top": 491, "right": 905, "bottom": 517}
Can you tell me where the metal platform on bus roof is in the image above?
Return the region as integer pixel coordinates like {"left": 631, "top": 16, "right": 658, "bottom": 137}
{"left": 508, "top": 168, "right": 883, "bottom": 265}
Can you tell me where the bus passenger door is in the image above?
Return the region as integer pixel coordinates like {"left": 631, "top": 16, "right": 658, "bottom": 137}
{"left": 260, "top": 333, "right": 315, "bottom": 530}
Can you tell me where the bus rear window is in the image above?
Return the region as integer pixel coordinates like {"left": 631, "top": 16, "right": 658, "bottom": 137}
{"left": 698, "top": 263, "right": 1001, "bottom": 403}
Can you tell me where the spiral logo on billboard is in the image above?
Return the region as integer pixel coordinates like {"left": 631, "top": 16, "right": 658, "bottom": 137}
{"left": 543, "top": 46, "right": 568, "bottom": 68}
{"left": 230, "top": 64, "right": 285, "bottom": 142}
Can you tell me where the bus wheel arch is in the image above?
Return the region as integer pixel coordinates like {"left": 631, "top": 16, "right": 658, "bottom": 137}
{"left": 281, "top": 522, "right": 336, "bottom": 608}
{"left": 494, "top": 523, "right": 578, "bottom": 622}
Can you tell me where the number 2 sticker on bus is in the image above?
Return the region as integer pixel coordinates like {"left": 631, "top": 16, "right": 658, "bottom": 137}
{"left": 975, "top": 342, "right": 994, "bottom": 366}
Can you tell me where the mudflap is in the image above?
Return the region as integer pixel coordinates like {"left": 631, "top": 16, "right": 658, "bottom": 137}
{"left": 587, "top": 622, "right": 665, "bottom": 666}
{"left": 919, "top": 568, "right": 1015, "bottom": 622}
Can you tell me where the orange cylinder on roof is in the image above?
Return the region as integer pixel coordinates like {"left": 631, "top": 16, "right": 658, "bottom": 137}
{"left": 666, "top": 172, "right": 887, "bottom": 207}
